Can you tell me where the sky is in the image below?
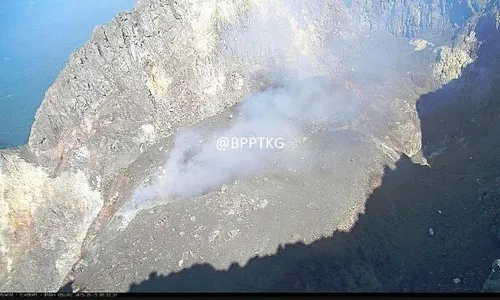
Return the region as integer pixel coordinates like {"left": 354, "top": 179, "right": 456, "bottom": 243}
{"left": 0, "top": 0, "right": 136, "bottom": 148}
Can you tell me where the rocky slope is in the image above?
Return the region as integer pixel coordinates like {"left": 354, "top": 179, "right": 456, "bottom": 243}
{"left": 0, "top": 149, "right": 102, "bottom": 291}
{"left": 0, "top": 0, "right": 499, "bottom": 292}
{"left": 350, "top": 0, "right": 481, "bottom": 38}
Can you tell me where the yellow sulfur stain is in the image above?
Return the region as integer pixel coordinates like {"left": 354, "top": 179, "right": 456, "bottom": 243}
{"left": 8, "top": 209, "right": 32, "bottom": 232}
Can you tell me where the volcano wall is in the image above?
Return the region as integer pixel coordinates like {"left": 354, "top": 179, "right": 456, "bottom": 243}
{"left": 0, "top": 0, "right": 498, "bottom": 292}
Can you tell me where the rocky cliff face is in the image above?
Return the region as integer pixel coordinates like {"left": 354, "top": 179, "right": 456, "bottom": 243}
{"left": 0, "top": 0, "right": 498, "bottom": 292}
{"left": 349, "top": 0, "right": 487, "bottom": 38}
{"left": 0, "top": 150, "right": 102, "bottom": 291}
{"left": 24, "top": 0, "right": 470, "bottom": 200}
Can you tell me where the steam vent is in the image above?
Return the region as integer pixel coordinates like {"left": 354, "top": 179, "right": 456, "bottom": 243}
{"left": 1, "top": 0, "right": 500, "bottom": 293}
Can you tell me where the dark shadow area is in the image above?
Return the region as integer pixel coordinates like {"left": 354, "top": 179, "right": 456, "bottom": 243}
{"left": 128, "top": 12, "right": 500, "bottom": 293}
{"left": 57, "top": 280, "right": 74, "bottom": 293}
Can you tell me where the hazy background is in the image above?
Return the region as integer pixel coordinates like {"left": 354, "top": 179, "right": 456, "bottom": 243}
{"left": 0, "top": 0, "right": 135, "bottom": 148}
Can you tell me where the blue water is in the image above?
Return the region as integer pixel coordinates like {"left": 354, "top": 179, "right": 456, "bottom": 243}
{"left": 0, "top": 0, "right": 136, "bottom": 148}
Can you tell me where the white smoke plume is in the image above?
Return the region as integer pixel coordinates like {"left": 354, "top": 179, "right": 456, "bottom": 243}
{"left": 117, "top": 0, "right": 417, "bottom": 224}
{"left": 119, "top": 76, "right": 359, "bottom": 219}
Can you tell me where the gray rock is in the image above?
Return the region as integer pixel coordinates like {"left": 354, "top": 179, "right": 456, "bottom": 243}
{"left": 347, "top": 0, "right": 487, "bottom": 39}
{"left": 433, "top": 21, "right": 479, "bottom": 84}
{"left": 482, "top": 259, "right": 500, "bottom": 292}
